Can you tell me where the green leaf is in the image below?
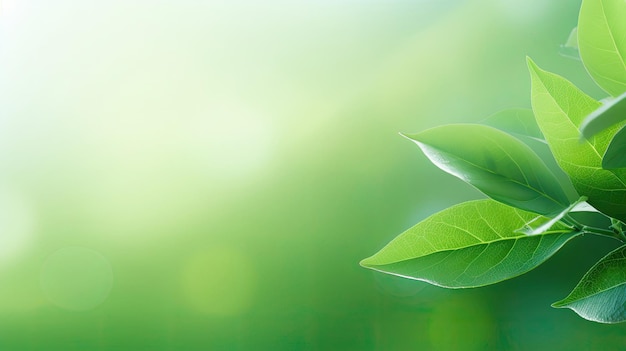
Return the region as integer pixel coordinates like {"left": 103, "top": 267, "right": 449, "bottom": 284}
{"left": 580, "top": 92, "right": 626, "bottom": 139}
{"left": 402, "top": 124, "right": 570, "bottom": 215}
{"left": 527, "top": 58, "right": 626, "bottom": 222}
{"left": 360, "top": 200, "right": 580, "bottom": 288}
{"left": 570, "top": 201, "right": 599, "bottom": 213}
{"left": 481, "top": 108, "right": 543, "bottom": 140}
{"left": 564, "top": 27, "right": 579, "bottom": 49}
{"left": 603, "top": 125, "right": 626, "bottom": 169}
{"left": 578, "top": 0, "right": 626, "bottom": 96}
{"left": 482, "top": 109, "right": 579, "bottom": 201}
{"left": 559, "top": 27, "right": 580, "bottom": 61}
{"left": 516, "top": 196, "right": 585, "bottom": 236}
{"left": 553, "top": 244, "right": 626, "bottom": 323}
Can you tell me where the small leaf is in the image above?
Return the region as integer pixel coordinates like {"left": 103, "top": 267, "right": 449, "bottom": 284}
{"left": 611, "top": 218, "right": 625, "bottom": 234}
{"left": 527, "top": 58, "right": 626, "bottom": 222}
{"left": 516, "top": 196, "right": 585, "bottom": 236}
{"left": 360, "top": 200, "right": 580, "bottom": 288}
{"left": 580, "top": 92, "right": 626, "bottom": 139}
{"left": 570, "top": 201, "right": 599, "bottom": 213}
{"left": 559, "top": 27, "right": 580, "bottom": 61}
{"left": 603, "top": 125, "right": 626, "bottom": 169}
{"left": 564, "top": 27, "right": 579, "bottom": 49}
{"left": 514, "top": 215, "right": 570, "bottom": 236}
{"left": 578, "top": 0, "right": 626, "bottom": 96}
{"left": 402, "top": 124, "right": 570, "bottom": 215}
{"left": 553, "top": 245, "right": 626, "bottom": 323}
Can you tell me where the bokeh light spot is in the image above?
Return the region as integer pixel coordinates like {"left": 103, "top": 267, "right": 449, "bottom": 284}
{"left": 40, "top": 247, "right": 114, "bottom": 311}
{"left": 181, "top": 246, "right": 255, "bottom": 316}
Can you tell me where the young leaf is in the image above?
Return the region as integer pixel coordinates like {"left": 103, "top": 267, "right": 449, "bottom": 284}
{"left": 559, "top": 27, "right": 580, "bottom": 61}
{"left": 515, "top": 196, "right": 585, "bottom": 236}
{"left": 402, "top": 124, "right": 570, "bottom": 215}
{"left": 553, "top": 245, "right": 626, "bottom": 323}
{"left": 603, "top": 125, "right": 626, "bottom": 169}
{"left": 580, "top": 92, "right": 626, "bottom": 139}
{"left": 578, "top": 0, "right": 626, "bottom": 96}
{"left": 570, "top": 201, "right": 599, "bottom": 213}
{"left": 527, "top": 58, "right": 626, "bottom": 222}
{"left": 360, "top": 200, "right": 580, "bottom": 288}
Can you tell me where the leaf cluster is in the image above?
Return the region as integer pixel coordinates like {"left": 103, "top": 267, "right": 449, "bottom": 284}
{"left": 361, "top": 0, "right": 626, "bottom": 324}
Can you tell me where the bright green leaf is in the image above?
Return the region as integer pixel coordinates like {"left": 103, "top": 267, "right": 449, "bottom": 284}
{"left": 482, "top": 109, "right": 579, "bottom": 201}
{"left": 553, "top": 244, "right": 626, "bottom": 323}
{"left": 516, "top": 196, "right": 585, "bottom": 236}
{"left": 580, "top": 92, "right": 626, "bottom": 139}
{"left": 360, "top": 200, "right": 580, "bottom": 288}
{"left": 527, "top": 58, "right": 626, "bottom": 222}
{"left": 402, "top": 124, "right": 570, "bottom": 215}
{"left": 578, "top": 0, "right": 626, "bottom": 96}
{"left": 603, "top": 125, "right": 626, "bottom": 169}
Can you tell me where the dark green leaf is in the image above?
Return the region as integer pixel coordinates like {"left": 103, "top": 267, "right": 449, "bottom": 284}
{"left": 527, "top": 58, "right": 626, "bottom": 222}
{"left": 580, "top": 92, "right": 626, "bottom": 139}
{"left": 578, "top": 0, "right": 626, "bottom": 96}
{"left": 553, "top": 244, "right": 626, "bottom": 323}
{"left": 402, "top": 124, "right": 570, "bottom": 215}
{"left": 603, "top": 125, "right": 626, "bottom": 169}
{"left": 360, "top": 200, "right": 580, "bottom": 288}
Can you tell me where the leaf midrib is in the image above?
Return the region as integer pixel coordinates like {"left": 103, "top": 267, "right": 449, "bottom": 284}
{"left": 600, "top": 0, "right": 626, "bottom": 78}
{"left": 558, "top": 280, "right": 626, "bottom": 307}
{"left": 368, "top": 230, "right": 574, "bottom": 266}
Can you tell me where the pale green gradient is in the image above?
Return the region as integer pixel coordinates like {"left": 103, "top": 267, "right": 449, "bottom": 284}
{"left": 1, "top": 1, "right": 623, "bottom": 350}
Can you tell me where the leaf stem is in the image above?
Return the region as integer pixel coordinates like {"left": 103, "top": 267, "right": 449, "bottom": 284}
{"left": 563, "top": 214, "right": 626, "bottom": 242}
{"left": 582, "top": 226, "right": 622, "bottom": 238}
{"left": 562, "top": 214, "right": 584, "bottom": 230}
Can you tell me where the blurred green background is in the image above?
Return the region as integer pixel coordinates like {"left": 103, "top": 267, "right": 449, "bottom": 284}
{"left": 1, "top": 1, "right": 625, "bottom": 350}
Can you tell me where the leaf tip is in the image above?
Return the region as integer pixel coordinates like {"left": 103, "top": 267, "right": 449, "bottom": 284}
{"left": 399, "top": 131, "right": 417, "bottom": 139}
{"left": 359, "top": 256, "right": 374, "bottom": 268}
{"left": 526, "top": 57, "right": 544, "bottom": 78}
{"left": 551, "top": 300, "right": 567, "bottom": 308}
